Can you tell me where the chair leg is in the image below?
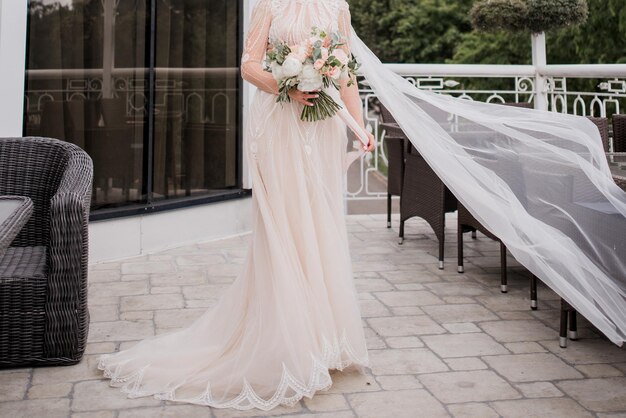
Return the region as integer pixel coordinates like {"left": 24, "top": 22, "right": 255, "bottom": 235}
{"left": 398, "top": 219, "right": 405, "bottom": 245}
{"left": 438, "top": 235, "right": 445, "bottom": 270}
{"left": 530, "top": 275, "right": 538, "bottom": 310}
{"left": 471, "top": 231, "right": 477, "bottom": 239}
{"left": 560, "top": 299, "right": 569, "bottom": 348}
{"left": 387, "top": 193, "right": 392, "bottom": 228}
{"left": 457, "top": 225, "right": 464, "bottom": 273}
{"left": 569, "top": 309, "right": 578, "bottom": 340}
{"left": 500, "top": 242, "right": 508, "bottom": 293}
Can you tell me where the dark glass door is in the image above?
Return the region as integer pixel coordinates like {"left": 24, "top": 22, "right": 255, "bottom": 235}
{"left": 24, "top": 0, "right": 242, "bottom": 215}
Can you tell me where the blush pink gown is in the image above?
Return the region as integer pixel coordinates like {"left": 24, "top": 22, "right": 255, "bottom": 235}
{"left": 98, "top": 0, "right": 370, "bottom": 410}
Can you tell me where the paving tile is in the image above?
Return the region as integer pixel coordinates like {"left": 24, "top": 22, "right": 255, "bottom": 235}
{"left": 303, "top": 393, "right": 350, "bottom": 412}
{"left": 27, "top": 382, "right": 72, "bottom": 399}
{"left": 558, "top": 377, "right": 626, "bottom": 412}
{"left": 72, "top": 380, "right": 161, "bottom": 411}
{"left": 71, "top": 411, "right": 117, "bottom": 418}
{"left": 490, "top": 398, "right": 594, "bottom": 418}
{"left": 515, "top": 381, "right": 563, "bottom": 398}
{"left": 385, "top": 336, "right": 424, "bottom": 348}
{"left": 0, "top": 398, "right": 70, "bottom": 418}
{"left": 425, "top": 282, "right": 487, "bottom": 296}
{"left": 88, "top": 320, "right": 155, "bottom": 342}
{"left": 540, "top": 339, "right": 626, "bottom": 365}
{"left": 420, "top": 370, "right": 520, "bottom": 403}
{"left": 374, "top": 290, "right": 444, "bottom": 307}
{"left": 575, "top": 363, "right": 623, "bottom": 378}
{"left": 480, "top": 320, "right": 558, "bottom": 342}
{"left": 444, "top": 357, "right": 488, "bottom": 371}
{"left": 441, "top": 322, "right": 481, "bottom": 334}
{"left": 121, "top": 261, "right": 175, "bottom": 274}
{"left": 120, "top": 294, "right": 184, "bottom": 311}
{"left": 369, "top": 348, "right": 448, "bottom": 375}
{"left": 422, "top": 304, "right": 498, "bottom": 323}
{"left": 448, "top": 402, "right": 500, "bottom": 418}
{"left": 119, "top": 406, "right": 212, "bottom": 417}
{"left": 32, "top": 355, "right": 102, "bottom": 385}
{"left": 354, "top": 278, "right": 395, "bottom": 292}
{"left": 368, "top": 315, "right": 445, "bottom": 337}
{"left": 0, "top": 372, "right": 29, "bottom": 401}
{"left": 359, "top": 299, "right": 392, "bottom": 317}
{"left": 325, "top": 368, "right": 379, "bottom": 394}
{"left": 504, "top": 341, "right": 547, "bottom": 354}
{"left": 89, "top": 281, "right": 149, "bottom": 298}
{"left": 375, "top": 375, "right": 423, "bottom": 390}
{"left": 347, "top": 389, "right": 449, "bottom": 418}
{"left": 154, "top": 308, "right": 205, "bottom": 329}
{"left": 422, "top": 333, "right": 508, "bottom": 358}
{"left": 483, "top": 353, "right": 583, "bottom": 382}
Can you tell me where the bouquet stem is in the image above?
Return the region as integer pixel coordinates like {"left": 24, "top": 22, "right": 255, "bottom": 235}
{"left": 300, "top": 90, "right": 343, "bottom": 122}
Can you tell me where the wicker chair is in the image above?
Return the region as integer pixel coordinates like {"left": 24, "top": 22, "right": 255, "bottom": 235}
{"left": 379, "top": 104, "right": 406, "bottom": 228}
{"left": 587, "top": 116, "right": 610, "bottom": 152}
{"left": 456, "top": 102, "right": 539, "bottom": 306}
{"left": 0, "top": 137, "right": 93, "bottom": 367}
{"left": 613, "top": 114, "right": 626, "bottom": 152}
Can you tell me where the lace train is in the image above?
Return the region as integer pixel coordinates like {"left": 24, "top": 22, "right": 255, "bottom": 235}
{"left": 98, "top": 331, "right": 369, "bottom": 411}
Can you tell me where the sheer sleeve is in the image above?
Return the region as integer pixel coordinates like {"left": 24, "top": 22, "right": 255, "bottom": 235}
{"left": 241, "top": 0, "right": 279, "bottom": 95}
{"left": 337, "top": 1, "right": 366, "bottom": 131}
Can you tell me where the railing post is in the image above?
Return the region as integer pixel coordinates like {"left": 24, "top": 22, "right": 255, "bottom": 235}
{"left": 532, "top": 32, "right": 548, "bottom": 111}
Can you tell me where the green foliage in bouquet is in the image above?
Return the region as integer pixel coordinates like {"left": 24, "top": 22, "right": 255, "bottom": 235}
{"left": 470, "top": 0, "right": 589, "bottom": 34}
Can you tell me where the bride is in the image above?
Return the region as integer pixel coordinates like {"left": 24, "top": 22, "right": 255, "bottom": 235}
{"left": 100, "top": 0, "right": 626, "bottom": 411}
{"left": 99, "top": 0, "right": 375, "bottom": 410}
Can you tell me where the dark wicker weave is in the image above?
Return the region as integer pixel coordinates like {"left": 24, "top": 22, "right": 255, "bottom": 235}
{"left": 379, "top": 103, "right": 406, "bottom": 228}
{"left": 0, "top": 137, "right": 93, "bottom": 368}
{"left": 381, "top": 122, "right": 457, "bottom": 268}
{"left": 0, "top": 196, "right": 33, "bottom": 257}
{"left": 587, "top": 117, "right": 610, "bottom": 152}
{"left": 613, "top": 114, "right": 626, "bottom": 152}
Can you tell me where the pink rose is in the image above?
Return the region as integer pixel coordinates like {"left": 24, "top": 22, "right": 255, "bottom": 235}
{"left": 321, "top": 48, "right": 329, "bottom": 61}
{"left": 314, "top": 59, "right": 325, "bottom": 70}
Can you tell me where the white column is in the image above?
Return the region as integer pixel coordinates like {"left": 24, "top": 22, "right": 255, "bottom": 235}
{"left": 241, "top": 0, "right": 256, "bottom": 189}
{"left": 0, "top": 0, "right": 28, "bottom": 137}
{"left": 531, "top": 32, "right": 548, "bottom": 111}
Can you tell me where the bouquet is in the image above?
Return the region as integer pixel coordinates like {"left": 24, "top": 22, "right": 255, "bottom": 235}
{"left": 265, "top": 27, "right": 360, "bottom": 122}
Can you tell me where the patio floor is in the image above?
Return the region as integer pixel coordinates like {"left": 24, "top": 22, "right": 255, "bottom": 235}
{"left": 2, "top": 214, "right": 626, "bottom": 418}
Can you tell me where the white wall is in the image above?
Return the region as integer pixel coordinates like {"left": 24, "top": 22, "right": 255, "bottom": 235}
{"left": 0, "top": 0, "right": 27, "bottom": 137}
{"left": 89, "top": 197, "right": 253, "bottom": 264}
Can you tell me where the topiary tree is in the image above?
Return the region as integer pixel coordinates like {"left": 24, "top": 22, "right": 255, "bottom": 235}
{"left": 470, "top": 0, "right": 588, "bottom": 34}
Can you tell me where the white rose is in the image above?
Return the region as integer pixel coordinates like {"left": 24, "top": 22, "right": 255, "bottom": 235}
{"left": 270, "top": 62, "right": 284, "bottom": 81}
{"left": 282, "top": 55, "right": 303, "bottom": 78}
{"left": 297, "top": 64, "right": 323, "bottom": 91}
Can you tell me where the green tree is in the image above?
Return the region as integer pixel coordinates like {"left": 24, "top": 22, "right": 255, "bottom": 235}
{"left": 350, "top": 0, "right": 474, "bottom": 63}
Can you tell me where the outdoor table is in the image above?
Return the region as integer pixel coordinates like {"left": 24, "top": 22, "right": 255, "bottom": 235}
{"left": 0, "top": 196, "right": 33, "bottom": 258}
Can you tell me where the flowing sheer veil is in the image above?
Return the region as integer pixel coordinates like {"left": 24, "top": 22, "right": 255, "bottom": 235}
{"left": 346, "top": 28, "right": 626, "bottom": 345}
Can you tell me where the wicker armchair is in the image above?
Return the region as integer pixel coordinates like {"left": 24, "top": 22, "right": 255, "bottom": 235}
{"left": 0, "top": 137, "right": 93, "bottom": 367}
{"left": 613, "top": 114, "right": 626, "bottom": 152}
{"left": 587, "top": 116, "right": 610, "bottom": 152}
{"left": 379, "top": 104, "right": 406, "bottom": 228}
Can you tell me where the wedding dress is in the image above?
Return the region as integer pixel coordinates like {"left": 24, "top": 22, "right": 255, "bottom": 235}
{"left": 98, "top": 0, "right": 370, "bottom": 410}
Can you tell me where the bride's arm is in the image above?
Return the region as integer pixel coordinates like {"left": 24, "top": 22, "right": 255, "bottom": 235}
{"left": 241, "top": 0, "right": 279, "bottom": 95}
{"left": 338, "top": 2, "right": 375, "bottom": 149}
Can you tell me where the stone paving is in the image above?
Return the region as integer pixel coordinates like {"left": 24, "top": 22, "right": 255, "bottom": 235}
{"left": 2, "top": 214, "right": 626, "bottom": 418}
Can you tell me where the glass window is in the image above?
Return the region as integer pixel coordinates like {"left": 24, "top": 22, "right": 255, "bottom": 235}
{"left": 23, "top": 0, "right": 241, "bottom": 214}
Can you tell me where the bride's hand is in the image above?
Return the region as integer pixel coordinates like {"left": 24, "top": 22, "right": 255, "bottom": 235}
{"left": 364, "top": 132, "right": 376, "bottom": 153}
{"left": 289, "top": 89, "right": 319, "bottom": 107}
